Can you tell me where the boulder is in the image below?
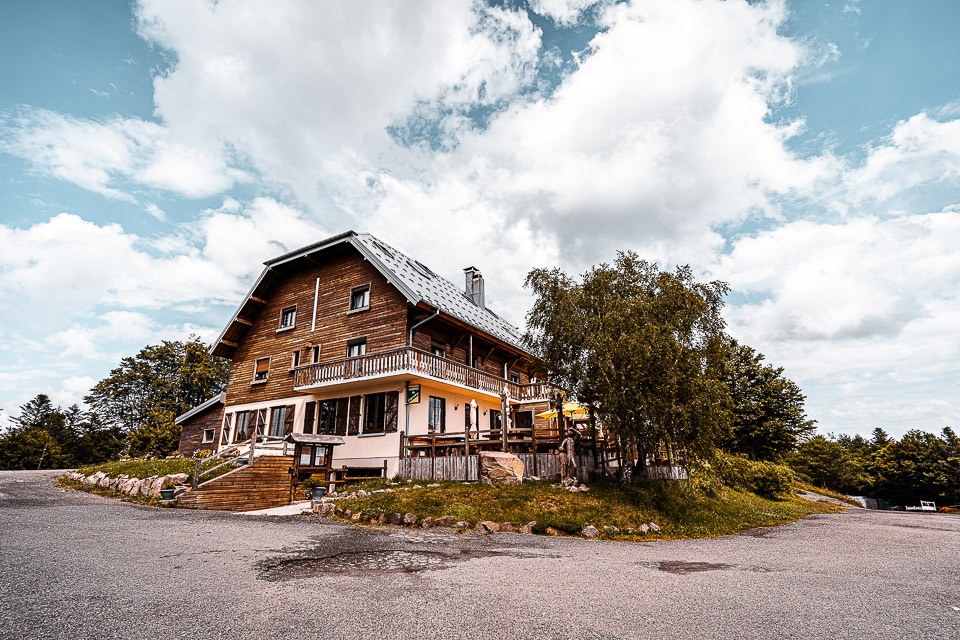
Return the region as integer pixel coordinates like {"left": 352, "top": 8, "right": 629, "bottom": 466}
{"left": 499, "top": 522, "right": 515, "bottom": 533}
{"left": 84, "top": 472, "right": 105, "bottom": 485}
{"left": 479, "top": 452, "right": 524, "bottom": 486}
{"left": 357, "top": 490, "right": 367, "bottom": 497}
{"left": 545, "top": 527, "right": 563, "bottom": 537}
{"left": 454, "top": 521, "right": 470, "bottom": 529}
{"left": 639, "top": 524, "right": 649, "bottom": 534}
{"left": 351, "top": 512, "right": 362, "bottom": 521}
{"left": 403, "top": 513, "right": 418, "bottom": 526}
{"left": 582, "top": 525, "right": 600, "bottom": 538}
{"left": 168, "top": 473, "right": 189, "bottom": 486}
{"left": 434, "top": 516, "right": 455, "bottom": 527}
{"left": 139, "top": 477, "right": 157, "bottom": 496}
{"left": 98, "top": 475, "right": 112, "bottom": 488}
{"left": 389, "top": 513, "right": 402, "bottom": 525}
{"left": 649, "top": 522, "right": 661, "bottom": 533}
{"left": 479, "top": 521, "right": 500, "bottom": 533}
{"left": 602, "top": 526, "right": 620, "bottom": 535}
{"left": 121, "top": 478, "right": 138, "bottom": 494}
{"left": 519, "top": 521, "right": 536, "bottom": 535}
{"left": 421, "top": 517, "right": 434, "bottom": 528}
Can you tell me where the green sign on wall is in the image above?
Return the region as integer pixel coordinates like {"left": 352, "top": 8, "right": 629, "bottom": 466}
{"left": 406, "top": 384, "right": 421, "bottom": 404}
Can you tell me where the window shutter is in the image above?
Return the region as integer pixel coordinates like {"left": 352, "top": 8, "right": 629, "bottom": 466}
{"left": 221, "top": 412, "right": 233, "bottom": 445}
{"left": 347, "top": 395, "right": 362, "bottom": 435}
{"left": 303, "top": 402, "right": 316, "bottom": 435}
{"left": 255, "top": 408, "right": 267, "bottom": 437}
{"left": 335, "top": 398, "right": 349, "bottom": 436}
{"left": 384, "top": 392, "right": 398, "bottom": 433}
{"left": 283, "top": 405, "right": 295, "bottom": 436}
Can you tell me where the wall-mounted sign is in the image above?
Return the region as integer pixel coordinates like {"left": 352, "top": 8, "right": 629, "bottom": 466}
{"left": 406, "top": 385, "right": 421, "bottom": 405}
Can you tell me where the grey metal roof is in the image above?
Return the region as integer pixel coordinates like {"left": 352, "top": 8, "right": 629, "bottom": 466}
{"left": 212, "top": 230, "right": 527, "bottom": 358}
{"left": 351, "top": 233, "right": 525, "bottom": 349}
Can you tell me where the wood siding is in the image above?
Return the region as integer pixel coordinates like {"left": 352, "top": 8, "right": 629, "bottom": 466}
{"left": 225, "top": 250, "right": 410, "bottom": 407}
{"left": 177, "top": 404, "right": 224, "bottom": 457}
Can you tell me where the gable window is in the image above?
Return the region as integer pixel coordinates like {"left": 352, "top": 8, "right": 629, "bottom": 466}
{"left": 201, "top": 428, "right": 215, "bottom": 444}
{"left": 349, "top": 285, "right": 370, "bottom": 312}
{"left": 278, "top": 306, "right": 296, "bottom": 331}
{"left": 347, "top": 338, "right": 366, "bottom": 357}
{"left": 428, "top": 396, "right": 446, "bottom": 434}
{"left": 253, "top": 357, "right": 270, "bottom": 383}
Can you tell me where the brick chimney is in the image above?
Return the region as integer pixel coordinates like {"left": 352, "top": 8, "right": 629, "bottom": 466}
{"left": 464, "top": 266, "right": 485, "bottom": 308}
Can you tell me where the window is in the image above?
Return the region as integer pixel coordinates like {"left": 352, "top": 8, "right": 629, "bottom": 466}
{"left": 291, "top": 350, "right": 301, "bottom": 369}
{"left": 299, "top": 445, "right": 329, "bottom": 468}
{"left": 466, "top": 353, "right": 478, "bottom": 368}
{"left": 278, "top": 305, "right": 296, "bottom": 330}
{"left": 253, "top": 357, "right": 270, "bottom": 383}
{"left": 428, "top": 396, "right": 446, "bottom": 434}
{"left": 347, "top": 338, "right": 366, "bottom": 357}
{"left": 349, "top": 285, "right": 370, "bottom": 311}
{"left": 431, "top": 344, "right": 446, "bottom": 358}
{"left": 318, "top": 399, "right": 338, "bottom": 434}
{"left": 311, "top": 345, "right": 320, "bottom": 363}
{"left": 269, "top": 405, "right": 295, "bottom": 437}
{"left": 201, "top": 428, "right": 215, "bottom": 443}
{"left": 233, "top": 411, "right": 251, "bottom": 442}
{"left": 363, "top": 393, "right": 387, "bottom": 433}
{"left": 303, "top": 401, "right": 316, "bottom": 435}
{"left": 510, "top": 371, "right": 520, "bottom": 384}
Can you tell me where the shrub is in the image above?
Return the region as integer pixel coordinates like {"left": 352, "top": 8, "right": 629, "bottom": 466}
{"left": 713, "top": 453, "right": 794, "bottom": 498}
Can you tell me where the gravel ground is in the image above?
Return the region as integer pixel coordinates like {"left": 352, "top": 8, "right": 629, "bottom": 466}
{"left": 1, "top": 470, "right": 957, "bottom": 640}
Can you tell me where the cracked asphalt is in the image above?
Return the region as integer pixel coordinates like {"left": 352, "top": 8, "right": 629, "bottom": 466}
{"left": 1, "top": 470, "right": 957, "bottom": 639}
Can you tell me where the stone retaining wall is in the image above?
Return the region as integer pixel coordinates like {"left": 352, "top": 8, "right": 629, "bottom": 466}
{"left": 62, "top": 471, "right": 190, "bottom": 498}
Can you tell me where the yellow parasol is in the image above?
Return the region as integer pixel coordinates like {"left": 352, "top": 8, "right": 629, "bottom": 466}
{"left": 535, "top": 402, "right": 590, "bottom": 420}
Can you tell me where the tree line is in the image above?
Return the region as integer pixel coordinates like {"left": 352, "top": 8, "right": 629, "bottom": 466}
{"left": 0, "top": 338, "right": 228, "bottom": 469}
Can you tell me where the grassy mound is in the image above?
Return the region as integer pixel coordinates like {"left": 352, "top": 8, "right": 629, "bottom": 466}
{"left": 331, "top": 477, "right": 843, "bottom": 539}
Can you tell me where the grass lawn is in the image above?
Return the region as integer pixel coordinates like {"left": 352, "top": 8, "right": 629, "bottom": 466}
{"left": 330, "top": 478, "right": 844, "bottom": 539}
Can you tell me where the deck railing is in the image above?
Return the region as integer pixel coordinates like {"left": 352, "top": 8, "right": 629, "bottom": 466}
{"left": 294, "top": 346, "right": 556, "bottom": 401}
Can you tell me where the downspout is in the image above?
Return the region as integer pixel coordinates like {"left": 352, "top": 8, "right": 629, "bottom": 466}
{"left": 408, "top": 310, "right": 440, "bottom": 346}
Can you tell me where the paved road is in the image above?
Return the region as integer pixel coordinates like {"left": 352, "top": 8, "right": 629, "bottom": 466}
{"left": 0, "top": 471, "right": 957, "bottom": 640}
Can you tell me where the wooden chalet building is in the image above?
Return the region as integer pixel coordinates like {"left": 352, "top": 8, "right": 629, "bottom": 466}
{"left": 195, "top": 231, "right": 560, "bottom": 480}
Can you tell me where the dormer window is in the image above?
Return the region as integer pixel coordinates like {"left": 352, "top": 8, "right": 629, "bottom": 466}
{"left": 278, "top": 306, "right": 296, "bottom": 331}
{"left": 349, "top": 285, "right": 370, "bottom": 312}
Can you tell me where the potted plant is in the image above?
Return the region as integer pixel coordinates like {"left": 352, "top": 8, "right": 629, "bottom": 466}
{"left": 302, "top": 476, "right": 327, "bottom": 500}
{"left": 160, "top": 479, "right": 177, "bottom": 500}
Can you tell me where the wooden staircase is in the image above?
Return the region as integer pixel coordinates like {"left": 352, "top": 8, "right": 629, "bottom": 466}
{"left": 176, "top": 456, "right": 295, "bottom": 512}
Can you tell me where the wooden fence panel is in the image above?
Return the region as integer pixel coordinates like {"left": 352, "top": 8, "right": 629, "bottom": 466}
{"left": 399, "top": 453, "right": 596, "bottom": 482}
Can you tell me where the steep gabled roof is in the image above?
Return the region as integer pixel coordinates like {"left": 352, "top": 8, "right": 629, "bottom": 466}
{"left": 212, "top": 231, "right": 525, "bottom": 358}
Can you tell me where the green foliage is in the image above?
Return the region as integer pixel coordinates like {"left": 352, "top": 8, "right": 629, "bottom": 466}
{"left": 719, "top": 340, "right": 816, "bottom": 460}
{"left": 524, "top": 253, "right": 732, "bottom": 462}
{"left": 787, "top": 428, "right": 960, "bottom": 507}
{"left": 85, "top": 337, "right": 228, "bottom": 433}
{"left": 85, "top": 336, "right": 228, "bottom": 457}
{"left": 0, "top": 395, "right": 124, "bottom": 470}
{"left": 712, "top": 453, "right": 794, "bottom": 498}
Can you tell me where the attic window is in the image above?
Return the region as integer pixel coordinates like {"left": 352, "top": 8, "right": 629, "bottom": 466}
{"left": 349, "top": 285, "right": 370, "bottom": 312}
{"left": 201, "top": 428, "right": 215, "bottom": 444}
{"left": 278, "top": 306, "right": 296, "bottom": 331}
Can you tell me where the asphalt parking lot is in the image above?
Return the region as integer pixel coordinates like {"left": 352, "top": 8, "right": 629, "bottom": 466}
{"left": 1, "top": 470, "right": 957, "bottom": 639}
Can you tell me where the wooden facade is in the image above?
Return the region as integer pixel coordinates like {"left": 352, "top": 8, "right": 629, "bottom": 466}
{"left": 201, "top": 231, "right": 562, "bottom": 483}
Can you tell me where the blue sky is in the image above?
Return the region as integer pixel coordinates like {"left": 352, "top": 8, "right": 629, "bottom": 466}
{"left": 1, "top": 0, "right": 959, "bottom": 438}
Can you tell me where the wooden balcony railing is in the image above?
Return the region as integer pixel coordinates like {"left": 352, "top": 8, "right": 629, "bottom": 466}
{"left": 293, "top": 346, "right": 556, "bottom": 401}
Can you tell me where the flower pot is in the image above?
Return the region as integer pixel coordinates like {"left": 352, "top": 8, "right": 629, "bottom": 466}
{"left": 160, "top": 488, "right": 176, "bottom": 500}
{"left": 310, "top": 487, "right": 327, "bottom": 500}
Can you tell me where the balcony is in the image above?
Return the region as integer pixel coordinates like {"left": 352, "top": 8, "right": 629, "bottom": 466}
{"left": 293, "top": 346, "right": 556, "bottom": 402}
